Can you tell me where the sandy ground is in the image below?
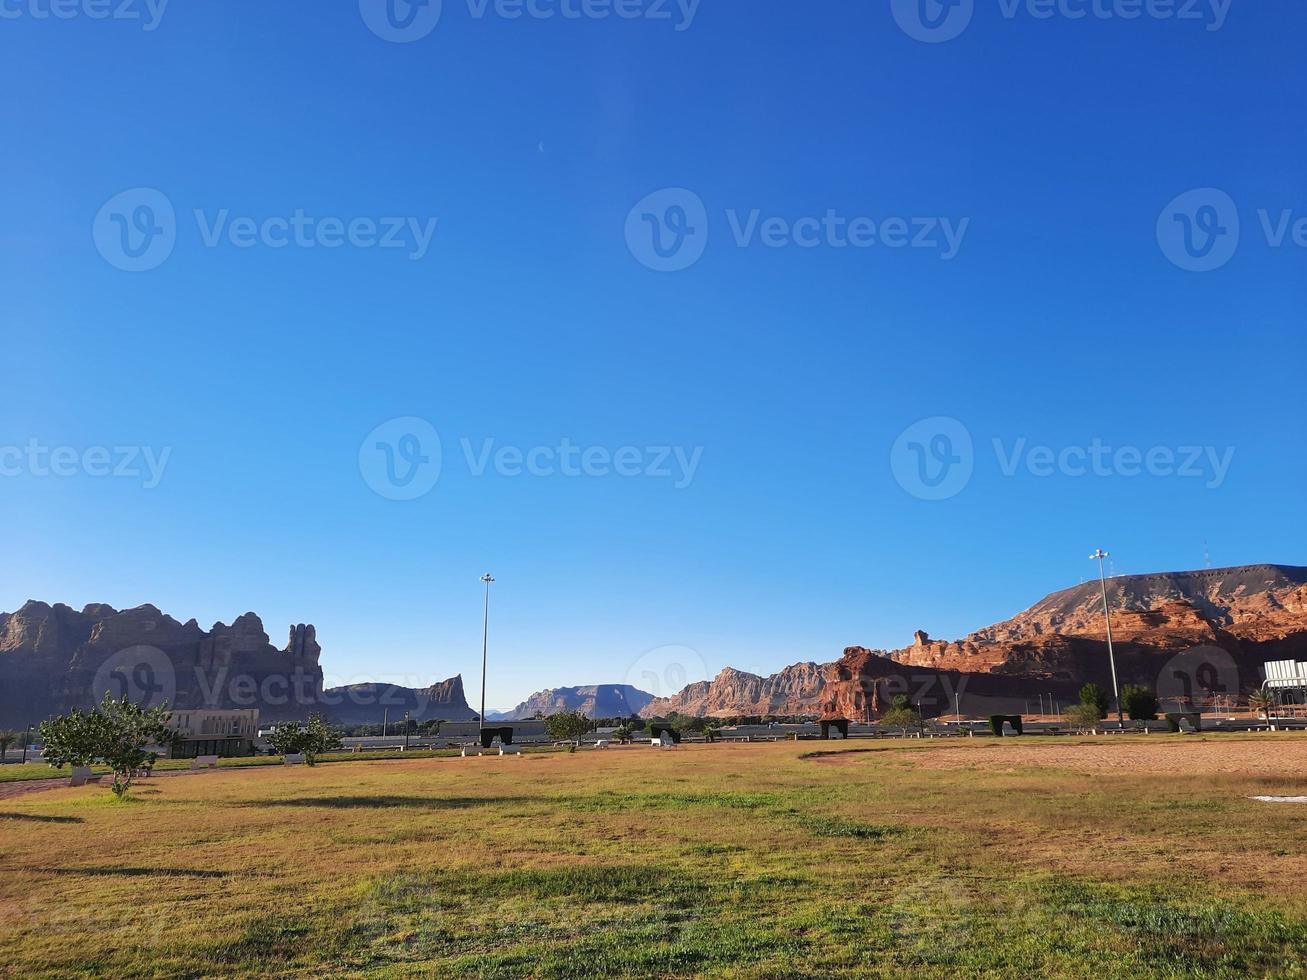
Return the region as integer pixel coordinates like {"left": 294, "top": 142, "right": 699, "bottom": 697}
{"left": 814, "top": 735, "right": 1307, "bottom": 775}
{"left": 0, "top": 766, "right": 208, "bottom": 802}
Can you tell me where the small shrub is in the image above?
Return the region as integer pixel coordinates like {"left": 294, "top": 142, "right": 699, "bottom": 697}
{"left": 1121, "top": 685, "right": 1159, "bottom": 721}
{"left": 1079, "top": 683, "right": 1110, "bottom": 716}
{"left": 1064, "top": 703, "right": 1103, "bottom": 732}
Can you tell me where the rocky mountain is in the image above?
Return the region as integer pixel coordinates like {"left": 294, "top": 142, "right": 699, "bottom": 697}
{"left": 645, "top": 564, "right": 1307, "bottom": 720}
{"left": 0, "top": 601, "right": 324, "bottom": 728}
{"left": 640, "top": 662, "right": 829, "bottom": 719}
{"left": 889, "top": 564, "right": 1307, "bottom": 679}
{"left": 323, "top": 675, "right": 477, "bottom": 725}
{"left": 503, "top": 684, "right": 653, "bottom": 720}
{"left": 823, "top": 564, "right": 1307, "bottom": 721}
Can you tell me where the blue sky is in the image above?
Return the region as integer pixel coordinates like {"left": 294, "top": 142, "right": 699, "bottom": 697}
{"left": 2, "top": 0, "right": 1304, "bottom": 710}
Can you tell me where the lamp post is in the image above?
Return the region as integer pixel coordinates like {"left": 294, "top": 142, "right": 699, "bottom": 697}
{"left": 22, "top": 724, "right": 32, "bottom": 764}
{"left": 479, "top": 573, "right": 495, "bottom": 737}
{"left": 403, "top": 711, "right": 411, "bottom": 751}
{"left": 1091, "top": 549, "right": 1125, "bottom": 726}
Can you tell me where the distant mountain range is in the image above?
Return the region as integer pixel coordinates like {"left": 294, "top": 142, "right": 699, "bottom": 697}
{"left": 497, "top": 684, "right": 654, "bottom": 720}
{"left": 640, "top": 663, "right": 826, "bottom": 718}
{"left": 4, "top": 563, "right": 1304, "bottom": 727}
{"left": 322, "top": 676, "right": 477, "bottom": 725}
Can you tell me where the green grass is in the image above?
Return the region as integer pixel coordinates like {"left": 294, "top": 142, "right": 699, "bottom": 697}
{"left": 0, "top": 746, "right": 567, "bottom": 782}
{"left": 1, "top": 737, "right": 1305, "bottom": 978}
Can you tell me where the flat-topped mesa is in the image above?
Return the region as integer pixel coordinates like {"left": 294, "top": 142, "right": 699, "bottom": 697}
{"left": 322, "top": 674, "right": 477, "bottom": 725}
{"left": 504, "top": 684, "right": 654, "bottom": 720}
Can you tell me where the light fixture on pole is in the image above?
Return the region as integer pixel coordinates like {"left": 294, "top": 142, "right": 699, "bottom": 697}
{"left": 479, "top": 573, "right": 495, "bottom": 736}
{"left": 1091, "top": 549, "right": 1124, "bottom": 726}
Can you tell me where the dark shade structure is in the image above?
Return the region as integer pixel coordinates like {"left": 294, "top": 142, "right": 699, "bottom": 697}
{"left": 819, "top": 718, "right": 850, "bottom": 739}
{"left": 988, "top": 715, "right": 1023, "bottom": 736}
{"left": 479, "top": 726, "right": 514, "bottom": 748}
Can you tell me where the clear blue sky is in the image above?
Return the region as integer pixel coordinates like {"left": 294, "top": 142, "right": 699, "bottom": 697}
{"left": 2, "top": 1, "right": 1304, "bottom": 710}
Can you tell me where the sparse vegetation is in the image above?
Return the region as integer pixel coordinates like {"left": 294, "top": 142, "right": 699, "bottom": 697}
{"left": 1247, "top": 689, "right": 1275, "bottom": 725}
{"left": 3, "top": 736, "right": 1305, "bottom": 976}
{"left": 1064, "top": 703, "right": 1104, "bottom": 732}
{"left": 545, "top": 710, "right": 589, "bottom": 745}
{"left": 37, "top": 693, "right": 171, "bottom": 798}
{"left": 265, "top": 714, "right": 343, "bottom": 765}
{"left": 1079, "top": 683, "right": 1110, "bottom": 717}
{"left": 1121, "top": 685, "right": 1160, "bottom": 721}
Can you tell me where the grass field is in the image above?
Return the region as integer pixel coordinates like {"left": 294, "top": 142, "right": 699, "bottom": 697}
{"left": 1, "top": 735, "right": 1305, "bottom": 978}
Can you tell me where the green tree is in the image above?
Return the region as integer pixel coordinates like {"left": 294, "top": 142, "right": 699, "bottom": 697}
{"left": 1078, "top": 683, "right": 1110, "bottom": 716}
{"left": 1247, "top": 689, "right": 1275, "bottom": 725}
{"left": 299, "top": 715, "right": 343, "bottom": 766}
{"left": 611, "top": 724, "right": 633, "bottom": 744}
{"left": 880, "top": 706, "right": 922, "bottom": 736}
{"left": 545, "top": 710, "right": 589, "bottom": 745}
{"left": 267, "top": 721, "right": 304, "bottom": 757}
{"left": 39, "top": 693, "right": 171, "bottom": 799}
{"left": 703, "top": 724, "right": 723, "bottom": 743}
{"left": 0, "top": 729, "right": 21, "bottom": 761}
{"left": 1064, "top": 703, "right": 1103, "bottom": 732}
{"left": 1120, "top": 685, "right": 1159, "bottom": 721}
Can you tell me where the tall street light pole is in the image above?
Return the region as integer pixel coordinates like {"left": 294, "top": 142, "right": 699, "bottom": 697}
{"left": 1091, "top": 549, "right": 1125, "bottom": 726}
{"left": 479, "top": 573, "right": 495, "bottom": 737}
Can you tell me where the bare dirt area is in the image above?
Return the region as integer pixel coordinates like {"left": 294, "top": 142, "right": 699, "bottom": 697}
{"left": 841, "top": 734, "right": 1307, "bottom": 776}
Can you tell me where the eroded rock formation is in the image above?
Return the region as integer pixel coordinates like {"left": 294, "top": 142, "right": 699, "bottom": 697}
{"left": 323, "top": 675, "right": 476, "bottom": 725}
{"left": 504, "top": 684, "right": 653, "bottom": 720}
{"left": 640, "top": 662, "right": 829, "bottom": 718}
{"left": 0, "top": 601, "right": 324, "bottom": 727}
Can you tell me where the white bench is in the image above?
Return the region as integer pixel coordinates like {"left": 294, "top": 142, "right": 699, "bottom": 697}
{"left": 69, "top": 766, "right": 98, "bottom": 787}
{"left": 594, "top": 740, "right": 610, "bottom": 749}
{"left": 498, "top": 744, "right": 521, "bottom": 756}
{"left": 282, "top": 753, "right": 306, "bottom": 765}
{"left": 461, "top": 745, "right": 481, "bottom": 757}
{"left": 190, "top": 755, "right": 219, "bottom": 770}
{"left": 653, "top": 733, "right": 677, "bottom": 749}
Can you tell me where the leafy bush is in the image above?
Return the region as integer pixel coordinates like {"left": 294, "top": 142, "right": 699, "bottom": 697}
{"left": 1064, "top": 703, "right": 1103, "bottom": 732}
{"left": 266, "top": 714, "right": 343, "bottom": 765}
{"left": 545, "top": 710, "right": 589, "bottom": 744}
{"left": 39, "top": 693, "right": 171, "bottom": 798}
{"left": 1079, "top": 683, "right": 1110, "bottom": 716}
{"left": 879, "top": 706, "right": 921, "bottom": 735}
{"left": 1121, "top": 685, "right": 1160, "bottom": 721}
